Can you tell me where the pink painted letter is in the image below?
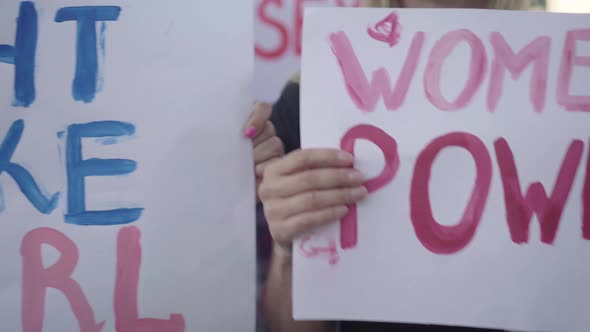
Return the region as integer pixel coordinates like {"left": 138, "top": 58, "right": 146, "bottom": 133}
{"left": 495, "top": 138, "right": 584, "bottom": 244}
{"left": 424, "top": 29, "right": 487, "bottom": 111}
{"left": 488, "top": 32, "right": 551, "bottom": 113}
{"left": 340, "top": 124, "right": 399, "bottom": 249}
{"left": 410, "top": 132, "right": 492, "bottom": 254}
{"left": 255, "top": 0, "right": 289, "bottom": 60}
{"left": 21, "top": 227, "right": 104, "bottom": 332}
{"left": 115, "top": 226, "right": 185, "bottom": 332}
{"left": 330, "top": 30, "right": 425, "bottom": 112}
{"left": 557, "top": 29, "right": 590, "bottom": 112}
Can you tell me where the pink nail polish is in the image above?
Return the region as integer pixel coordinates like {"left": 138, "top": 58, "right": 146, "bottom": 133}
{"left": 245, "top": 127, "right": 257, "bottom": 138}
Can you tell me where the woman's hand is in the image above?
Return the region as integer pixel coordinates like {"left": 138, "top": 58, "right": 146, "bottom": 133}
{"left": 244, "top": 103, "right": 285, "bottom": 200}
{"left": 259, "top": 148, "right": 368, "bottom": 253}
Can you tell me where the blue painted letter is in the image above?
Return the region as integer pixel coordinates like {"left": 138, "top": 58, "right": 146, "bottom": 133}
{"left": 55, "top": 6, "right": 121, "bottom": 103}
{"left": 65, "top": 121, "right": 143, "bottom": 226}
{"left": 0, "top": 120, "right": 59, "bottom": 213}
{"left": 0, "top": 1, "right": 37, "bottom": 107}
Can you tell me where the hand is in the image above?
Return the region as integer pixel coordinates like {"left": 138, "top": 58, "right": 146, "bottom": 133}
{"left": 259, "top": 148, "right": 368, "bottom": 253}
{"left": 244, "top": 103, "right": 284, "bottom": 200}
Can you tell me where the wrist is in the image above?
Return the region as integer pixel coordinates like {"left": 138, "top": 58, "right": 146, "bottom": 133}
{"left": 272, "top": 242, "right": 293, "bottom": 268}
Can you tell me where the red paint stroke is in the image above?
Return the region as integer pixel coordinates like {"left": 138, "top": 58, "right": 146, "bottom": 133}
{"left": 330, "top": 30, "right": 424, "bottom": 112}
{"left": 410, "top": 132, "right": 492, "bottom": 254}
{"left": 300, "top": 234, "right": 340, "bottom": 265}
{"left": 115, "top": 226, "right": 185, "bottom": 332}
{"left": 367, "top": 12, "right": 402, "bottom": 47}
{"left": 557, "top": 29, "right": 590, "bottom": 112}
{"left": 488, "top": 32, "right": 551, "bottom": 113}
{"left": 255, "top": 0, "right": 289, "bottom": 60}
{"left": 424, "top": 29, "right": 487, "bottom": 111}
{"left": 340, "top": 124, "right": 399, "bottom": 249}
{"left": 21, "top": 227, "right": 105, "bottom": 332}
{"left": 495, "top": 138, "right": 584, "bottom": 244}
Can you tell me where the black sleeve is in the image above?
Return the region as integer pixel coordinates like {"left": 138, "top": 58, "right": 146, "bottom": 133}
{"left": 341, "top": 321, "right": 505, "bottom": 332}
{"left": 270, "top": 81, "right": 301, "bottom": 154}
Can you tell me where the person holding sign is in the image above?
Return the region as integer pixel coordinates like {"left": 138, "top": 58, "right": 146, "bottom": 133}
{"left": 253, "top": 1, "right": 531, "bottom": 332}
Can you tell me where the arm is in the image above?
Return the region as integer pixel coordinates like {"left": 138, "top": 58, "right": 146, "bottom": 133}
{"left": 262, "top": 82, "right": 332, "bottom": 331}
{"left": 262, "top": 244, "right": 336, "bottom": 332}
{"left": 259, "top": 79, "right": 365, "bottom": 332}
{"left": 262, "top": 80, "right": 333, "bottom": 332}
{"left": 258, "top": 148, "right": 367, "bottom": 332}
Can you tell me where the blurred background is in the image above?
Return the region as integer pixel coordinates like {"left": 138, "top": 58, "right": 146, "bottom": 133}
{"left": 254, "top": 0, "right": 590, "bottom": 103}
{"left": 546, "top": 0, "right": 590, "bottom": 12}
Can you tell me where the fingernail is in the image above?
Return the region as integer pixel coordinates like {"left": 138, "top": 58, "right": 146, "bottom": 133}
{"left": 255, "top": 164, "right": 264, "bottom": 176}
{"left": 338, "top": 151, "right": 353, "bottom": 162}
{"left": 351, "top": 186, "right": 368, "bottom": 198}
{"left": 245, "top": 127, "right": 257, "bottom": 138}
{"left": 349, "top": 171, "right": 364, "bottom": 182}
{"left": 336, "top": 206, "right": 349, "bottom": 216}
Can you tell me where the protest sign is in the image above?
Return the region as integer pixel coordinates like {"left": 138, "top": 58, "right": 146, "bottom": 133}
{"left": 0, "top": 1, "right": 255, "bottom": 331}
{"left": 254, "top": 0, "right": 360, "bottom": 103}
{"left": 296, "top": 7, "right": 590, "bottom": 332}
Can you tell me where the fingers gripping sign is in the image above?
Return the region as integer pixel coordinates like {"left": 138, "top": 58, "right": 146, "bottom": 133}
{"left": 259, "top": 148, "right": 368, "bottom": 254}
{"left": 244, "top": 102, "right": 284, "bottom": 200}
{"left": 244, "top": 102, "right": 272, "bottom": 139}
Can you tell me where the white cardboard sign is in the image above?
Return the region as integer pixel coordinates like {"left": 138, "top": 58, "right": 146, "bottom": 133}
{"left": 0, "top": 1, "right": 255, "bottom": 331}
{"left": 297, "top": 7, "right": 590, "bottom": 332}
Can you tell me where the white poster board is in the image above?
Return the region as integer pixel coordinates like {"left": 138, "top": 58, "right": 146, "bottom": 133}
{"left": 0, "top": 1, "right": 255, "bottom": 331}
{"left": 297, "top": 7, "right": 590, "bottom": 332}
{"left": 254, "top": 0, "right": 360, "bottom": 103}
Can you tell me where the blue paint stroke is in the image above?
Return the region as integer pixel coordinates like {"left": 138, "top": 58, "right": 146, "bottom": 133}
{"left": 0, "top": 120, "right": 59, "bottom": 214}
{"left": 94, "top": 132, "right": 136, "bottom": 146}
{"left": 96, "top": 22, "right": 106, "bottom": 92}
{"left": 0, "top": 45, "right": 16, "bottom": 64}
{"left": 95, "top": 136, "right": 119, "bottom": 145}
{"left": 0, "top": 2, "right": 38, "bottom": 107}
{"left": 55, "top": 6, "right": 120, "bottom": 103}
{"left": 66, "top": 209, "right": 142, "bottom": 226}
{"left": 65, "top": 121, "right": 143, "bottom": 226}
{"left": 56, "top": 131, "right": 66, "bottom": 172}
{"left": 99, "top": 23, "right": 107, "bottom": 57}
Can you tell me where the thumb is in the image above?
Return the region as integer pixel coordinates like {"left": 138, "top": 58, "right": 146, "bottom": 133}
{"left": 244, "top": 102, "right": 272, "bottom": 139}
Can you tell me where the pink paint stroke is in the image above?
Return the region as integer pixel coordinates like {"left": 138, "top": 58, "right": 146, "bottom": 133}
{"left": 495, "top": 138, "right": 584, "bottom": 244}
{"left": 115, "top": 226, "right": 185, "bottom": 332}
{"left": 300, "top": 234, "right": 340, "bottom": 265}
{"left": 410, "top": 132, "right": 492, "bottom": 254}
{"left": 488, "top": 32, "right": 551, "bottom": 113}
{"left": 424, "top": 29, "right": 487, "bottom": 111}
{"left": 21, "top": 227, "right": 105, "bottom": 332}
{"left": 340, "top": 124, "right": 399, "bottom": 249}
{"left": 557, "top": 29, "right": 590, "bottom": 112}
{"left": 329, "top": 30, "right": 424, "bottom": 112}
{"left": 367, "top": 12, "right": 402, "bottom": 47}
